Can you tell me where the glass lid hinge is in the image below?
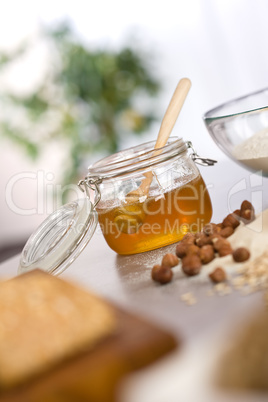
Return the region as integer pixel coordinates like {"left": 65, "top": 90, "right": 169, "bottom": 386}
{"left": 78, "top": 176, "right": 102, "bottom": 208}
{"left": 187, "top": 141, "right": 217, "bottom": 166}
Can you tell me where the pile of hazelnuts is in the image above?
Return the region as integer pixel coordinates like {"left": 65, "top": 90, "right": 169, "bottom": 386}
{"left": 151, "top": 200, "right": 255, "bottom": 285}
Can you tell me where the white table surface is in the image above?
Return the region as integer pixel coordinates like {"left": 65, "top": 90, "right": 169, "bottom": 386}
{"left": 1, "top": 158, "right": 268, "bottom": 402}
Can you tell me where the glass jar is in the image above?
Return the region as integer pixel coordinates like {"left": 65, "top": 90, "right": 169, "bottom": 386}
{"left": 19, "top": 136, "right": 216, "bottom": 275}
{"left": 86, "top": 136, "right": 214, "bottom": 255}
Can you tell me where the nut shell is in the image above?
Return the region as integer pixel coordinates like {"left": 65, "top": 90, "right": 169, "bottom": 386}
{"left": 240, "top": 200, "right": 253, "bottom": 212}
{"left": 212, "top": 236, "right": 230, "bottom": 252}
{"left": 233, "top": 247, "right": 250, "bottom": 262}
{"left": 161, "top": 253, "right": 179, "bottom": 268}
{"left": 222, "top": 213, "right": 240, "bottom": 229}
{"left": 195, "top": 233, "right": 213, "bottom": 247}
{"left": 200, "top": 245, "right": 215, "bottom": 264}
{"left": 156, "top": 266, "right": 173, "bottom": 284}
{"left": 240, "top": 208, "right": 255, "bottom": 223}
{"left": 218, "top": 245, "right": 233, "bottom": 257}
{"left": 182, "top": 255, "right": 202, "bottom": 276}
{"left": 175, "top": 243, "right": 188, "bottom": 258}
{"left": 151, "top": 264, "right": 162, "bottom": 281}
{"left": 232, "top": 209, "right": 241, "bottom": 218}
{"left": 181, "top": 232, "right": 196, "bottom": 245}
{"left": 240, "top": 200, "right": 255, "bottom": 223}
{"left": 219, "top": 226, "right": 234, "bottom": 238}
{"left": 152, "top": 265, "right": 173, "bottom": 284}
{"left": 209, "top": 267, "right": 226, "bottom": 283}
{"left": 186, "top": 244, "right": 201, "bottom": 256}
{"left": 203, "top": 223, "right": 220, "bottom": 236}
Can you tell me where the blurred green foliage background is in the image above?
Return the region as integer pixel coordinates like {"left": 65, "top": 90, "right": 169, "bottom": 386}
{"left": 0, "top": 21, "right": 161, "bottom": 198}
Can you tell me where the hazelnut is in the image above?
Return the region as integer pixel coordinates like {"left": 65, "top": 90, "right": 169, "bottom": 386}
{"left": 186, "top": 244, "right": 201, "bottom": 256}
{"left": 152, "top": 265, "right": 173, "bottom": 284}
{"left": 240, "top": 200, "right": 255, "bottom": 223}
{"left": 218, "top": 245, "right": 233, "bottom": 257}
{"left": 181, "top": 232, "right": 196, "bottom": 245}
{"left": 240, "top": 208, "right": 255, "bottom": 223}
{"left": 200, "top": 244, "right": 215, "bottom": 264}
{"left": 240, "top": 200, "right": 253, "bottom": 212}
{"left": 214, "top": 225, "right": 222, "bottom": 234}
{"left": 203, "top": 223, "right": 218, "bottom": 236}
{"left": 219, "top": 226, "right": 234, "bottom": 238}
{"left": 195, "top": 233, "right": 213, "bottom": 247}
{"left": 181, "top": 255, "right": 202, "bottom": 276}
{"left": 232, "top": 209, "right": 241, "bottom": 218}
{"left": 232, "top": 247, "right": 250, "bottom": 262}
{"left": 211, "top": 235, "right": 230, "bottom": 252}
{"left": 151, "top": 264, "right": 162, "bottom": 281}
{"left": 175, "top": 242, "right": 188, "bottom": 258}
{"left": 209, "top": 267, "right": 227, "bottom": 283}
{"left": 162, "top": 253, "right": 179, "bottom": 268}
{"left": 240, "top": 201, "right": 255, "bottom": 223}
{"left": 222, "top": 213, "right": 240, "bottom": 229}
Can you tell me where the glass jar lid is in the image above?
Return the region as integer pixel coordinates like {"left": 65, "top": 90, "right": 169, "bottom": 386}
{"left": 18, "top": 198, "right": 97, "bottom": 276}
{"left": 88, "top": 137, "right": 216, "bottom": 181}
{"left": 88, "top": 137, "right": 188, "bottom": 180}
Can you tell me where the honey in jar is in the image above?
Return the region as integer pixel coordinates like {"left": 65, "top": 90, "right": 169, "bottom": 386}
{"left": 97, "top": 174, "right": 212, "bottom": 254}
{"left": 88, "top": 137, "right": 215, "bottom": 255}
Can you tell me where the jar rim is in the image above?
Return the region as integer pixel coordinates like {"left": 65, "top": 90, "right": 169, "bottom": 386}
{"left": 87, "top": 136, "right": 188, "bottom": 180}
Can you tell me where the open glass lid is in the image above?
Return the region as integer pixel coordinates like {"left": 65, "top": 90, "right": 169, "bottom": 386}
{"left": 18, "top": 198, "right": 98, "bottom": 276}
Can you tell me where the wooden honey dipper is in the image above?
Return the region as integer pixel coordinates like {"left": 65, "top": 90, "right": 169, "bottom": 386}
{"left": 114, "top": 78, "right": 192, "bottom": 234}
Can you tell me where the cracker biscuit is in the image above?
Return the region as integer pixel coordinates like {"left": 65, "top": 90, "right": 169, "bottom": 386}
{"left": 0, "top": 270, "right": 116, "bottom": 388}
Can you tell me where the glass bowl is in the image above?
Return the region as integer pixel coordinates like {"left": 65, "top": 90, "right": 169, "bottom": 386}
{"left": 203, "top": 88, "right": 268, "bottom": 176}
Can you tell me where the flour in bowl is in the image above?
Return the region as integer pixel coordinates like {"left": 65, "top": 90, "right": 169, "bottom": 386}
{"left": 232, "top": 128, "right": 268, "bottom": 172}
